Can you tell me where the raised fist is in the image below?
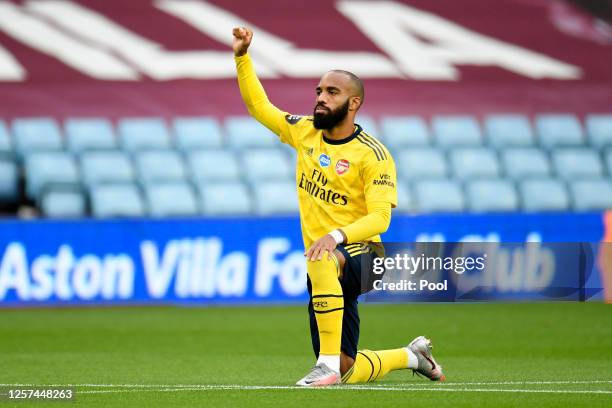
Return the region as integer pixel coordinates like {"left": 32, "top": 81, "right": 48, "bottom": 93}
{"left": 232, "top": 26, "right": 253, "bottom": 57}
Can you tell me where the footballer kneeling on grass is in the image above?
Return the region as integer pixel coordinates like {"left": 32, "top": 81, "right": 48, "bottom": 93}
{"left": 232, "top": 26, "right": 446, "bottom": 387}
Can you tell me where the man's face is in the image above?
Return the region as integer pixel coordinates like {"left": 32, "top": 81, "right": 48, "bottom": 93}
{"left": 313, "top": 72, "right": 355, "bottom": 130}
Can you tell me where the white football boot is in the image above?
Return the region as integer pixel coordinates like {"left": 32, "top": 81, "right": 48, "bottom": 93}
{"left": 408, "top": 336, "right": 446, "bottom": 382}
{"left": 295, "top": 363, "right": 341, "bottom": 387}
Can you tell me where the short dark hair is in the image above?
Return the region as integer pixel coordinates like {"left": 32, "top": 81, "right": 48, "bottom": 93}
{"left": 329, "top": 69, "right": 364, "bottom": 107}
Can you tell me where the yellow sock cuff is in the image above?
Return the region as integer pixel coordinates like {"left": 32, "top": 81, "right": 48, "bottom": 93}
{"left": 343, "top": 348, "right": 409, "bottom": 384}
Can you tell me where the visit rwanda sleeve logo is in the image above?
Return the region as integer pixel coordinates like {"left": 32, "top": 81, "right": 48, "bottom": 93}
{"left": 285, "top": 114, "right": 302, "bottom": 124}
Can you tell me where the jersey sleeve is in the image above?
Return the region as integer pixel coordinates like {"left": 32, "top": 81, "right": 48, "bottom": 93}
{"left": 235, "top": 53, "right": 302, "bottom": 148}
{"left": 362, "top": 148, "right": 398, "bottom": 208}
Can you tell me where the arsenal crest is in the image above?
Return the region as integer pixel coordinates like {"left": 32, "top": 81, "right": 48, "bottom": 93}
{"left": 335, "top": 159, "right": 349, "bottom": 175}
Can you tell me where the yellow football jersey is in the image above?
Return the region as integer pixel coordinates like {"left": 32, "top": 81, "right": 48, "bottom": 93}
{"left": 235, "top": 54, "right": 397, "bottom": 248}
{"left": 275, "top": 116, "right": 397, "bottom": 247}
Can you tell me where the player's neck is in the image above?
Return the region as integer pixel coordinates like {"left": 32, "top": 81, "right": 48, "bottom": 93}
{"left": 323, "top": 119, "right": 357, "bottom": 141}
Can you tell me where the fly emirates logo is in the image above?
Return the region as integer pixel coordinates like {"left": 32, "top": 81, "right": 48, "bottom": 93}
{"left": 298, "top": 169, "right": 348, "bottom": 206}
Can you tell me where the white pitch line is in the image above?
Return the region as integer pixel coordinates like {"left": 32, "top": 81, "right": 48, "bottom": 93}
{"left": 2, "top": 380, "right": 611, "bottom": 388}
{"left": 2, "top": 383, "right": 612, "bottom": 395}
{"left": 71, "top": 386, "right": 612, "bottom": 395}
{"left": 368, "top": 380, "right": 612, "bottom": 387}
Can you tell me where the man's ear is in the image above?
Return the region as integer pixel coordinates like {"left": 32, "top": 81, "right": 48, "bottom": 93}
{"left": 349, "top": 96, "right": 362, "bottom": 112}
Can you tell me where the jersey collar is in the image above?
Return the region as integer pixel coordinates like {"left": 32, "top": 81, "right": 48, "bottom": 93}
{"left": 322, "top": 124, "right": 362, "bottom": 145}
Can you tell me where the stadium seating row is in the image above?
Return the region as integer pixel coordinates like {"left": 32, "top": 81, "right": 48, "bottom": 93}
{"left": 1, "top": 114, "right": 612, "bottom": 156}
{"left": 16, "top": 146, "right": 612, "bottom": 201}
{"left": 1, "top": 114, "right": 612, "bottom": 217}
{"left": 35, "top": 178, "right": 612, "bottom": 218}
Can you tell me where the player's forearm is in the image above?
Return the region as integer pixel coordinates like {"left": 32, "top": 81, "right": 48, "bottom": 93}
{"left": 339, "top": 202, "right": 392, "bottom": 243}
{"left": 234, "top": 53, "right": 283, "bottom": 133}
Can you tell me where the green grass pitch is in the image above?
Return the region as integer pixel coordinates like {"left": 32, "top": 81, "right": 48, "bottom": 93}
{"left": 0, "top": 302, "right": 610, "bottom": 407}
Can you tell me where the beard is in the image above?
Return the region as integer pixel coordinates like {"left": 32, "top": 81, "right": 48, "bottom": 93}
{"left": 313, "top": 99, "right": 350, "bottom": 130}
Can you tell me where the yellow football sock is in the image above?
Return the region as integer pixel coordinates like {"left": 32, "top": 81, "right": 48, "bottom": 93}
{"left": 307, "top": 255, "right": 343, "bottom": 356}
{"left": 342, "top": 348, "right": 409, "bottom": 383}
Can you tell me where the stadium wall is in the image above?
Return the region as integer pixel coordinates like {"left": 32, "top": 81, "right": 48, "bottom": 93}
{"left": 0, "top": 212, "right": 609, "bottom": 307}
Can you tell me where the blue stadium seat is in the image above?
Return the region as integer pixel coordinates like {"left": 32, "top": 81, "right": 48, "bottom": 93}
{"left": 197, "top": 181, "right": 252, "bottom": 216}
{"left": 65, "top": 118, "right": 116, "bottom": 153}
{"left": 379, "top": 116, "right": 429, "bottom": 150}
{"left": 396, "top": 148, "right": 447, "bottom": 180}
{"left": 466, "top": 180, "right": 518, "bottom": 212}
{"left": 225, "top": 116, "right": 277, "bottom": 149}
{"left": 395, "top": 180, "right": 413, "bottom": 213}
{"left": 484, "top": 114, "right": 534, "bottom": 148}
{"left": 24, "top": 152, "right": 79, "bottom": 200}
{"left": 0, "top": 121, "right": 11, "bottom": 153}
{"left": 604, "top": 150, "right": 612, "bottom": 175}
{"left": 144, "top": 182, "right": 199, "bottom": 217}
{"left": 585, "top": 114, "right": 612, "bottom": 148}
{"left": 253, "top": 181, "right": 299, "bottom": 215}
{"left": 570, "top": 179, "right": 612, "bottom": 211}
{"left": 12, "top": 117, "right": 62, "bottom": 157}
{"left": 39, "top": 185, "right": 87, "bottom": 218}
{"left": 134, "top": 150, "right": 186, "bottom": 183}
{"left": 450, "top": 148, "right": 500, "bottom": 180}
{"left": 242, "top": 149, "right": 293, "bottom": 182}
{"left": 0, "top": 155, "right": 19, "bottom": 205}
{"left": 552, "top": 148, "right": 603, "bottom": 180}
{"left": 80, "top": 151, "right": 135, "bottom": 186}
{"left": 501, "top": 148, "right": 551, "bottom": 179}
{"left": 431, "top": 115, "right": 482, "bottom": 147}
{"left": 173, "top": 117, "right": 224, "bottom": 151}
{"left": 90, "top": 183, "right": 145, "bottom": 218}
{"left": 117, "top": 118, "right": 171, "bottom": 152}
{"left": 519, "top": 179, "right": 569, "bottom": 212}
{"left": 414, "top": 180, "right": 465, "bottom": 212}
{"left": 356, "top": 115, "right": 380, "bottom": 137}
{"left": 535, "top": 114, "right": 584, "bottom": 148}
{"left": 187, "top": 149, "right": 241, "bottom": 182}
